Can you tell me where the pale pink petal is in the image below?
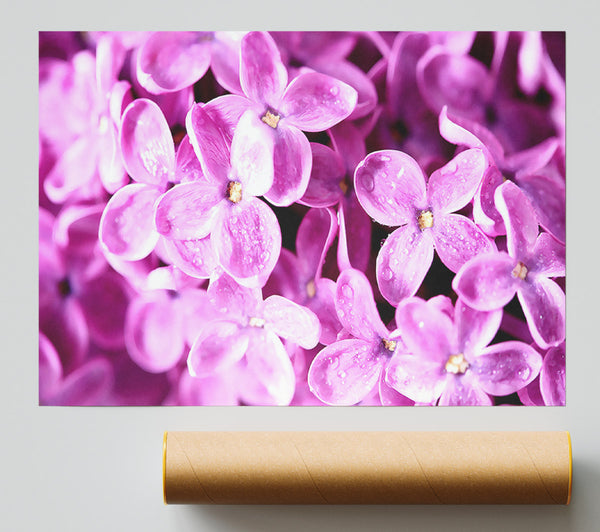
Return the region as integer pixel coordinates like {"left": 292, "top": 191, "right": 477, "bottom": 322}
{"left": 125, "top": 291, "right": 185, "bottom": 373}
{"left": 473, "top": 341, "right": 543, "bottom": 396}
{"left": 175, "top": 135, "right": 206, "bottom": 184}
{"left": 376, "top": 225, "right": 434, "bottom": 305}
{"left": 162, "top": 236, "right": 219, "bottom": 279}
{"left": 495, "top": 181, "right": 538, "bottom": 259}
{"left": 263, "top": 295, "right": 320, "bottom": 349}
{"left": 428, "top": 148, "right": 486, "bottom": 214}
{"left": 264, "top": 124, "right": 312, "bottom": 207}
{"left": 433, "top": 213, "right": 496, "bottom": 273}
{"left": 185, "top": 103, "right": 231, "bottom": 184}
{"left": 49, "top": 358, "right": 113, "bottom": 406}
{"left": 207, "top": 272, "right": 261, "bottom": 321}
{"left": 96, "top": 33, "right": 126, "bottom": 96}
{"left": 99, "top": 183, "right": 161, "bottom": 260}
{"left": 154, "top": 182, "right": 223, "bottom": 240}
{"left": 239, "top": 329, "right": 295, "bottom": 405}
{"left": 336, "top": 268, "right": 388, "bottom": 341}
{"left": 210, "top": 32, "right": 244, "bottom": 95}
{"left": 296, "top": 207, "right": 337, "bottom": 281}
{"left": 517, "top": 277, "right": 565, "bottom": 349}
{"left": 307, "top": 278, "right": 341, "bottom": 345}
{"left": 454, "top": 299, "right": 502, "bottom": 357}
{"left": 452, "top": 252, "right": 519, "bottom": 311}
{"left": 178, "top": 288, "right": 222, "bottom": 347}
{"left": 438, "top": 373, "right": 492, "bottom": 406}
{"left": 308, "top": 339, "right": 385, "bottom": 405}
{"left": 109, "top": 80, "right": 132, "bottom": 125}
{"left": 97, "top": 123, "right": 128, "bottom": 194}
{"left": 281, "top": 72, "right": 358, "bottom": 131}
{"left": 473, "top": 165, "right": 505, "bottom": 237}
{"left": 354, "top": 150, "right": 427, "bottom": 226}
{"left": 530, "top": 232, "right": 565, "bottom": 278}
{"left": 137, "top": 32, "right": 211, "bottom": 93}
{"left": 230, "top": 110, "right": 275, "bottom": 197}
{"left": 119, "top": 98, "right": 174, "bottom": 186}
{"left": 379, "top": 374, "right": 415, "bottom": 406}
{"left": 299, "top": 143, "right": 345, "bottom": 208}
{"left": 187, "top": 320, "right": 249, "bottom": 377}
{"left": 385, "top": 354, "right": 446, "bottom": 404}
{"left": 540, "top": 343, "right": 566, "bottom": 406}
{"left": 202, "top": 94, "right": 255, "bottom": 141}
{"left": 240, "top": 31, "right": 288, "bottom": 106}
{"left": 178, "top": 372, "right": 239, "bottom": 406}
{"left": 518, "top": 32, "right": 544, "bottom": 96}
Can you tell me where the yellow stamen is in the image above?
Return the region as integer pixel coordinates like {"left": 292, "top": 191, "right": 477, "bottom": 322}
{"left": 227, "top": 181, "right": 243, "bottom": 203}
{"left": 382, "top": 339, "right": 397, "bottom": 352}
{"left": 248, "top": 317, "right": 266, "bottom": 328}
{"left": 511, "top": 261, "right": 528, "bottom": 280}
{"left": 339, "top": 179, "right": 349, "bottom": 194}
{"left": 306, "top": 279, "right": 316, "bottom": 298}
{"left": 417, "top": 210, "right": 434, "bottom": 230}
{"left": 261, "top": 109, "right": 280, "bottom": 129}
{"left": 445, "top": 353, "right": 469, "bottom": 374}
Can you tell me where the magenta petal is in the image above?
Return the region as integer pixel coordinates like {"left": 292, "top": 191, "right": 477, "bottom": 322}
{"left": 428, "top": 148, "right": 486, "bottom": 214}
{"left": 453, "top": 252, "right": 518, "bottom": 311}
{"left": 97, "top": 124, "right": 127, "bottom": 194}
{"left": 454, "top": 299, "right": 502, "bottom": 357}
{"left": 240, "top": 31, "right": 288, "bottom": 106}
{"left": 386, "top": 354, "right": 446, "bottom": 404}
{"left": 473, "top": 165, "right": 505, "bottom": 236}
{"left": 212, "top": 198, "right": 281, "bottom": 286}
{"left": 299, "top": 143, "right": 345, "bottom": 208}
{"left": 163, "top": 236, "right": 219, "bottom": 279}
{"left": 175, "top": 135, "right": 206, "bottom": 184}
{"left": 119, "top": 98, "right": 174, "bottom": 186}
{"left": 281, "top": 72, "right": 358, "bottom": 132}
{"left": 210, "top": 32, "right": 244, "bottom": 95}
{"left": 178, "top": 372, "right": 239, "bottom": 406}
{"left": 472, "top": 341, "right": 543, "bottom": 396}
{"left": 202, "top": 94, "right": 255, "bottom": 141}
{"left": 265, "top": 124, "right": 312, "bottom": 207}
{"left": 379, "top": 374, "right": 415, "bottom": 406}
{"left": 230, "top": 110, "right": 275, "bottom": 197}
{"left": 240, "top": 329, "right": 295, "bottom": 405}
{"left": 395, "top": 298, "right": 453, "bottom": 363}
{"left": 503, "top": 137, "right": 559, "bottom": 177}
{"left": 307, "top": 278, "right": 341, "bottom": 345}
{"left": 336, "top": 268, "right": 388, "bottom": 341}
{"left": 438, "top": 373, "right": 492, "bottom": 406}
{"left": 338, "top": 194, "right": 371, "bottom": 273}
{"left": 185, "top": 103, "right": 231, "bottom": 184}
{"left": 354, "top": 150, "right": 427, "bottom": 226}
{"left": 308, "top": 339, "right": 385, "bottom": 405}
{"left": 433, "top": 213, "right": 496, "bottom": 273}
{"left": 137, "top": 32, "right": 211, "bottom": 93}
{"left": 49, "top": 358, "right": 113, "bottom": 406}
{"left": 495, "top": 181, "right": 538, "bottom": 259}
{"left": 125, "top": 292, "right": 185, "bottom": 373}
{"left": 530, "top": 233, "right": 565, "bottom": 278}
{"left": 296, "top": 207, "right": 337, "bottom": 281}
{"left": 207, "top": 272, "right": 261, "bottom": 321}
{"left": 154, "top": 182, "right": 222, "bottom": 240}
{"left": 540, "top": 343, "right": 566, "bottom": 406}
{"left": 376, "top": 225, "right": 434, "bottom": 305}
{"left": 263, "top": 295, "right": 320, "bottom": 349}
{"left": 96, "top": 34, "right": 126, "bottom": 95}
{"left": 99, "top": 183, "right": 161, "bottom": 260}
{"left": 187, "top": 320, "right": 249, "bottom": 377}
{"left": 39, "top": 333, "right": 63, "bottom": 403}
{"left": 517, "top": 278, "right": 565, "bottom": 349}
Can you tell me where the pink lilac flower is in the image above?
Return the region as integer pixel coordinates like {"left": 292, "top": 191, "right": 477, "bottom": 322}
{"left": 453, "top": 180, "right": 565, "bottom": 349}
{"left": 354, "top": 148, "right": 494, "bottom": 304}
{"left": 155, "top": 103, "right": 281, "bottom": 288}
{"left": 518, "top": 341, "right": 565, "bottom": 406}
{"left": 187, "top": 274, "right": 320, "bottom": 405}
{"left": 308, "top": 268, "right": 412, "bottom": 406}
{"left": 387, "top": 297, "right": 542, "bottom": 405}
{"left": 209, "top": 31, "right": 358, "bottom": 206}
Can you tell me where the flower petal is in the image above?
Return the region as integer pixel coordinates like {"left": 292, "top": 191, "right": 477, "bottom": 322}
{"left": 202, "top": 94, "right": 255, "bottom": 141}
{"left": 125, "top": 291, "right": 185, "bottom": 373}
{"left": 210, "top": 32, "right": 244, "bottom": 95}
{"left": 517, "top": 277, "right": 565, "bottom": 349}
{"left": 354, "top": 150, "right": 427, "bottom": 226}
{"left": 99, "top": 183, "right": 161, "bottom": 260}
{"left": 230, "top": 110, "right": 275, "bottom": 197}
{"left": 540, "top": 343, "right": 566, "bottom": 406}
{"left": 530, "top": 232, "right": 565, "bottom": 278}
{"left": 454, "top": 299, "right": 502, "bottom": 357}
{"left": 336, "top": 268, "right": 388, "bottom": 341}
{"left": 207, "top": 272, "right": 261, "bottom": 321}
{"left": 376, "top": 225, "right": 434, "bottom": 305}
{"left": 239, "top": 329, "right": 295, "bottom": 405}
{"left": 119, "top": 98, "right": 174, "bottom": 186}
{"left": 299, "top": 143, "right": 345, "bottom": 208}
{"left": 432, "top": 213, "right": 496, "bottom": 273}
{"left": 48, "top": 358, "right": 113, "bottom": 406}
{"left": 154, "top": 182, "right": 223, "bottom": 240}
{"left": 296, "top": 207, "right": 337, "bottom": 281}
{"left": 452, "top": 252, "right": 518, "bottom": 311}
{"left": 163, "top": 236, "right": 219, "bottom": 279}
{"left": 281, "top": 72, "right": 357, "bottom": 132}
{"left": 473, "top": 165, "right": 505, "bottom": 236}
{"left": 39, "top": 333, "right": 63, "bottom": 404}
{"left": 385, "top": 354, "right": 446, "bottom": 404}
{"left": 495, "top": 180, "right": 538, "bottom": 259}
{"left": 175, "top": 135, "right": 206, "bottom": 184}
{"left": 264, "top": 124, "right": 312, "bottom": 207}
{"left": 308, "top": 339, "right": 385, "bottom": 405}
{"left": 338, "top": 194, "right": 372, "bottom": 273}
{"left": 137, "top": 32, "right": 211, "bottom": 93}
{"left": 263, "top": 295, "right": 320, "bottom": 349}
{"left": 187, "top": 320, "right": 249, "bottom": 377}
{"left": 307, "top": 278, "right": 342, "bottom": 345}
{"left": 212, "top": 198, "right": 281, "bottom": 286}
{"left": 472, "top": 341, "right": 543, "bottom": 396}
{"left": 379, "top": 374, "right": 415, "bottom": 406}
{"left": 428, "top": 148, "right": 486, "bottom": 214}
{"left": 438, "top": 373, "right": 492, "bottom": 406}
{"left": 240, "top": 31, "right": 288, "bottom": 106}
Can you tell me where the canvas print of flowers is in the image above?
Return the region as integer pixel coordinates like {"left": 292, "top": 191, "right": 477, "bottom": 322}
{"left": 39, "top": 31, "right": 565, "bottom": 406}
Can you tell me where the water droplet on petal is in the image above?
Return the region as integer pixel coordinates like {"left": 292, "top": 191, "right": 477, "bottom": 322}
{"left": 341, "top": 284, "right": 354, "bottom": 299}
{"left": 381, "top": 267, "right": 393, "bottom": 281}
{"left": 361, "top": 172, "right": 375, "bottom": 192}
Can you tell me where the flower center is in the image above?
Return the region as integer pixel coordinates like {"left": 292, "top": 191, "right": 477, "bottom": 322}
{"left": 248, "top": 317, "right": 266, "bottom": 328}
{"left": 339, "top": 178, "right": 349, "bottom": 195}
{"left": 511, "top": 261, "right": 528, "bottom": 280}
{"left": 261, "top": 109, "right": 280, "bottom": 129}
{"left": 445, "top": 353, "right": 469, "bottom": 374}
{"left": 227, "top": 181, "right": 243, "bottom": 203}
{"left": 382, "top": 338, "right": 397, "bottom": 352}
{"left": 306, "top": 279, "right": 316, "bottom": 298}
{"left": 417, "top": 209, "right": 434, "bottom": 230}
{"left": 57, "top": 277, "right": 71, "bottom": 297}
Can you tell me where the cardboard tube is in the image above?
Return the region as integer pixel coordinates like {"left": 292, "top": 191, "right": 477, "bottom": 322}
{"left": 163, "top": 431, "right": 572, "bottom": 505}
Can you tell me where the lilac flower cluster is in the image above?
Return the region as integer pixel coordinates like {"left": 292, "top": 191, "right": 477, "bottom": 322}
{"left": 39, "top": 31, "right": 565, "bottom": 406}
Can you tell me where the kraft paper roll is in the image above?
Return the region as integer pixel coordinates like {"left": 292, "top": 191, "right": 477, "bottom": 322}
{"left": 163, "top": 431, "right": 572, "bottom": 505}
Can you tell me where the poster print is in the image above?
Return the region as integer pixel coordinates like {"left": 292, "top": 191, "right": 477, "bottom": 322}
{"left": 39, "top": 31, "right": 565, "bottom": 406}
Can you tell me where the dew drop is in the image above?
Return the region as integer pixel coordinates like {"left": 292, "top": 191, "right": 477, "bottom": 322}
{"left": 341, "top": 284, "right": 354, "bottom": 299}
{"left": 381, "top": 267, "right": 393, "bottom": 281}
{"left": 361, "top": 173, "right": 375, "bottom": 192}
